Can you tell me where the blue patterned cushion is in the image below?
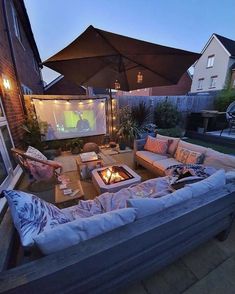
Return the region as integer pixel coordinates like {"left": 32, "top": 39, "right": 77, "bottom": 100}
{"left": 1, "top": 190, "right": 70, "bottom": 247}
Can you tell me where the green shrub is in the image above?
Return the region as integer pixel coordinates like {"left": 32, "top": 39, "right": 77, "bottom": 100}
{"left": 214, "top": 89, "right": 235, "bottom": 111}
{"left": 131, "top": 101, "right": 151, "bottom": 128}
{"left": 157, "top": 127, "right": 184, "bottom": 138}
{"left": 154, "top": 100, "right": 180, "bottom": 128}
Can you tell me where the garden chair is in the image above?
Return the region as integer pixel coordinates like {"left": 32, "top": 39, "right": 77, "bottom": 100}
{"left": 11, "top": 148, "right": 62, "bottom": 191}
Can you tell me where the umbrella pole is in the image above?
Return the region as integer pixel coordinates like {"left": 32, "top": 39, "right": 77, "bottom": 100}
{"left": 109, "top": 88, "right": 114, "bottom": 138}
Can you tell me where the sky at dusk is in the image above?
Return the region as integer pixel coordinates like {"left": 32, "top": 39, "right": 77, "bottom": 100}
{"left": 24, "top": 0, "right": 235, "bottom": 85}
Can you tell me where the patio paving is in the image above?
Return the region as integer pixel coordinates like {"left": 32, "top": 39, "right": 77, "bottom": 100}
{"left": 16, "top": 151, "right": 235, "bottom": 294}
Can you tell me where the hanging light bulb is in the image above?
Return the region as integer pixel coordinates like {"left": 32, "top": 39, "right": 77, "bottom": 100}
{"left": 114, "top": 80, "right": 120, "bottom": 90}
{"left": 137, "top": 71, "right": 143, "bottom": 84}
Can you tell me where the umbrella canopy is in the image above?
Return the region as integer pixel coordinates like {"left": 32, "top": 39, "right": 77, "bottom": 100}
{"left": 44, "top": 25, "right": 200, "bottom": 91}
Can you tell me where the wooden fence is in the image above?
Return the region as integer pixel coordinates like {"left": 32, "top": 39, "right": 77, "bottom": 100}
{"left": 117, "top": 95, "right": 215, "bottom": 113}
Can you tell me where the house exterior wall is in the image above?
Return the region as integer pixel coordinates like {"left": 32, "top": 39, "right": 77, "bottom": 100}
{"left": 0, "top": 0, "right": 43, "bottom": 147}
{"left": 191, "top": 37, "right": 230, "bottom": 93}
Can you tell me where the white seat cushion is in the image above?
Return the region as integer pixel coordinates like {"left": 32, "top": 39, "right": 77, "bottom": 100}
{"left": 34, "top": 208, "right": 137, "bottom": 255}
{"left": 153, "top": 158, "right": 182, "bottom": 172}
{"left": 136, "top": 151, "right": 168, "bottom": 164}
{"left": 204, "top": 149, "right": 235, "bottom": 171}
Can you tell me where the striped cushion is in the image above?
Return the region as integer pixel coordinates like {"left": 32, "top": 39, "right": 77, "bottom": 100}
{"left": 144, "top": 136, "right": 168, "bottom": 155}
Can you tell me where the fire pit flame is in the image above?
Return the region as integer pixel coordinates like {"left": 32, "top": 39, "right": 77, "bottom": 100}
{"left": 98, "top": 166, "right": 133, "bottom": 185}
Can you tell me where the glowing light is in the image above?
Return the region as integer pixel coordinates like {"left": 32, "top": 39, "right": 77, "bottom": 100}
{"left": 137, "top": 72, "right": 143, "bottom": 84}
{"left": 3, "top": 78, "right": 11, "bottom": 90}
{"left": 66, "top": 100, "right": 70, "bottom": 104}
{"left": 114, "top": 80, "right": 120, "bottom": 90}
{"left": 79, "top": 101, "right": 83, "bottom": 105}
{"left": 113, "top": 116, "right": 116, "bottom": 120}
{"left": 89, "top": 99, "right": 93, "bottom": 103}
{"left": 39, "top": 100, "right": 43, "bottom": 104}
{"left": 113, "top": 126, "right": 116, "bottom": 131}
{"left": 54, "top": 100, "right": 58, "bottom": 104}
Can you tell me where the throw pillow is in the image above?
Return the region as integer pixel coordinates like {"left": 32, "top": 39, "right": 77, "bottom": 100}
{"left": 1, "top": 190, "right": 70, "bottom": 247}
{"left": 174, "top": 147, "right": 190, "bottom": 163}
{"left": 25, "top": 146, "right": 47, "bottom": 161}
{"left": 34, "top": 208, "right": 137, "bottom": 255}
{"left": 144, "top": 136, "right": 169, "bottom": 155}
{"left": 186, "top": 150, "right": 204, "bottom": 164}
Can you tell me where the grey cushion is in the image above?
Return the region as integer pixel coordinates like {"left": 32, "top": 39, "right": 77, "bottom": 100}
{"left": 34, "top": 208, "right": 137, "bottom": 255}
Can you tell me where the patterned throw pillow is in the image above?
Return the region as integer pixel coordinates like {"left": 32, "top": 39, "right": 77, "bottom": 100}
{"left": 174, "top": 147, "right": 190, "bottom": 163}
{"left": 1, "top": 190, "right": 70, "bottom": 247}
{"left": 25, "top": 146, "right": 47, "bottom": 161}
{"left": 144, "top": 136, "right": 169, "bottom": 155}
{"left": 186, "top": 150, "right": 204, "bottom": 164}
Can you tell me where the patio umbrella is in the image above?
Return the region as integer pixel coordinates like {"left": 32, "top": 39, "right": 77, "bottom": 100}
{"left": 43, "top": 25, "right": 200, "bottom": 91}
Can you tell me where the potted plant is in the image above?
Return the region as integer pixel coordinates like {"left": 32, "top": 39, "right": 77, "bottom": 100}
{"left": 70, "top": 138, "right": 83, "bottom": 154}
{"left": 117, "top": 106, "right": 141, "bottom": 148}
{"left": 118, "top": 135, "right": 126, "bottom": 150}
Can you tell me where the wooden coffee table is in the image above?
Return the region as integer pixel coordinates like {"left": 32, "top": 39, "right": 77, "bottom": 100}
{"left": 55, "top": 172, "right": 84, "bottom": 207}
{"left": 76, "top": 153, "right": 103, "bottom": 180}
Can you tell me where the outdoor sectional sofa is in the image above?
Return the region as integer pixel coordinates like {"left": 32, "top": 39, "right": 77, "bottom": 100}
{"left": 134, "top": 134, "right": 235, "bottom": 175}
{"left": 0, "top": 141, "right": 235, "bottom": 293}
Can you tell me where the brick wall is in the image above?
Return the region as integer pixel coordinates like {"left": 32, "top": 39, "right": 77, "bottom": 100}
{"left": 0, "top": 0, "right": 43, "bottom": 147}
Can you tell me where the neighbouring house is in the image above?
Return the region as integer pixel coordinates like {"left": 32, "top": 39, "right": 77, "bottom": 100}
{"left": 44, "top": 75, "right": 110, "bottom": 96}
{"left": 0, "top": 0, "right": 43, "bottom": 191}
{"left": 44, "top": 75, "right": 86, "bottom": 95}
{"left": 190, "top": 34, "right": 235, "bottom": 93}
{"left": 116, "top": 72, "right": 192, "bottom": 96}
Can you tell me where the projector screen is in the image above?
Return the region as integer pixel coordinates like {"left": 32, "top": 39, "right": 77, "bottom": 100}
{"left": 33, "top": 99, "right": 106, "bottom": 140}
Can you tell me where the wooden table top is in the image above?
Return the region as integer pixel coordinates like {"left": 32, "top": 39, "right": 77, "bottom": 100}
{"left": 55, "top": 172, "right": 84, "bottom": 204}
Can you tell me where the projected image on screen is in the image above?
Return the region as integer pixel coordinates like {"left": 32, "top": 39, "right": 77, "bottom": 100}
{"left": 33, "top": 99, "right": 106, "bottom": 140}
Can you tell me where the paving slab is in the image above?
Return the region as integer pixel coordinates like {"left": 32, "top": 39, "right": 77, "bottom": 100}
{"left": 121, "top": 282, "right": 148, "bottom": 294}
{"left": 143, "top": 259, "right": 197, "bottom": 294}
{"left": 216, "top": 223, "right": 235, "bottom": 256}
{"left": 183, "top": 256, "right": 235, "bottom": 294}
{"left": 182, "top": 239, "right": 229, "bottom": 279}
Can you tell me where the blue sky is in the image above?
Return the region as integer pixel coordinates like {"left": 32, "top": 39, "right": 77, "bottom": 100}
{"left": 24, "top": 0, "right": 235, "bottom": 84}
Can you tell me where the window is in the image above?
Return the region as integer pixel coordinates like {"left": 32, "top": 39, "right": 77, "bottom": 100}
{"left": 210, "top": 76, "right": 217, "bottom": 88}
{"left": 197, "top": 78, "right": 204, "bottom": 90}
{"left": 11, "top": 3, "right": 22, "bottom": 42}
{"left": 33, "top": 58, "right": 39, "bottom": 74}
{"left": 232, "top": 79, "right": 235, "bottom": 88}
{"left": 207, "top": 55, "right": 215, "bottom": 68}
{"left": 21, "top": 84, "right": 33, "bottom": 95}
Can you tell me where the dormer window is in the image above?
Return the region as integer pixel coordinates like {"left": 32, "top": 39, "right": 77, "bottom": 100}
{"left": 207, "top": 55, "right": 215, "bottom": 68}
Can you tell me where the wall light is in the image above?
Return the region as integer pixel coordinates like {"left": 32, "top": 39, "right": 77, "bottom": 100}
{"left": 3, "top": 78, "right": 11, "bottom": 90}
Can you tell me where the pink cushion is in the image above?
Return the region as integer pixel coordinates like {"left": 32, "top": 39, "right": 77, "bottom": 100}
{"left": 144, "top": 136, "right": 168, "bottom": 155}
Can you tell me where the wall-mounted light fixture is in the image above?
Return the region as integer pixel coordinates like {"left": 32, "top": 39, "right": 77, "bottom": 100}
{"left": 2, "top": 77, "right": 11, "bottom": 90}
{"left": 114, "top": 80, "right": 120, "bottom": 90}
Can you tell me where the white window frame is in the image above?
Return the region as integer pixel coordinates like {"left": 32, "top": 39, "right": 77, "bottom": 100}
{"left": 11, "top": 2, "right": 23, "bottom": 45}
{"left": 207, "top": 55, "right": 215, "bottom": 68}
{"left": 197, "top": 78, "right": 204, "bottom": 90}
{"left": 210, "top": 76, "right": 217, "bottom": 88}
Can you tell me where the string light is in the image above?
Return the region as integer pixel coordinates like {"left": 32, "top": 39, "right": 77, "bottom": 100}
{"left": 137, "top": 71, "right": 143, "bottom": 84}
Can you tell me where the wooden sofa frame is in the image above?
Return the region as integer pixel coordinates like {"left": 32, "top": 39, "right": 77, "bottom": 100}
{"left": 0, "top": 183, "right": 235, "bottom": 294}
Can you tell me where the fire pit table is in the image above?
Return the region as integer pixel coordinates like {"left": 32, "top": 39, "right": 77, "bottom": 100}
{"left": 91, "top": 164, "right": 141, "bottom": 194}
